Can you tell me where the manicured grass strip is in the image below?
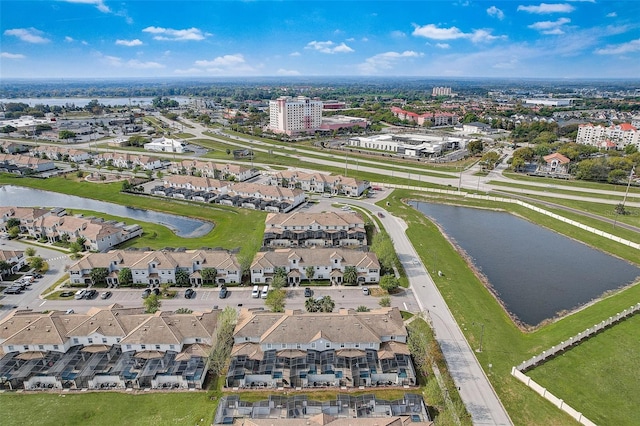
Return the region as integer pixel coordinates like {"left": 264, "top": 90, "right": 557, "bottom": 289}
{"left": 0, "top": 391, "right": 218, "bottom": 426}
{"left": 501, "top": 171, "right": 640, "bottom": 194}
{"left": 379, "top": 189, "right": 640, "bottom": 425}
{"left": 489, "top": 180, "right": 640, "bottom": 202}
{"left": 527, "top": 314, "right": 640, "bottom": 426}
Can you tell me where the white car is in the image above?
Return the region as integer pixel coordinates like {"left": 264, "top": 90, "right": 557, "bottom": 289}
{"left": 74, "top": 289, "right": 87, "bottom": 300}
{"left": 362, "top": 287, "right": 370, "bottom": 296}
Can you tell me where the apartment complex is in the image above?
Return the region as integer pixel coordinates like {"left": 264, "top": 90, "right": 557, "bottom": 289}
{"left": 390, "top": 107, "right": 458, "bottom": 127}
{"left": 270, "top": 170, "right": 369, "bottom": 197}
{"left": 0, "top": 207, "right": 142, "bottom": 252}
{"left": 226, "top": 307, "right": 415, "bottom": 389}
{"left": 576, "top": 123, "right": 640, "bottom": 150}
{"left": 169, "top": 159, "right": 259, "bottom": 182}
{"left": 0, "top": 305, "right": 217, "bottom": 390}
{"left": 268, "top": 96, "right": 323, "bottom": 135}
{"left": 68, "top": 249, "right": 241, "bottom": 286}
{"left": 250, "top": 247, "right": 380, "bottom": 286}
{"left": 263, "top": 211, "right": 367, "bottom": 248}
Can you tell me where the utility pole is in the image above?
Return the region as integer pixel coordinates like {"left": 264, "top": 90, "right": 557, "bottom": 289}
{"left": 614, "top": 166, "right": 635, "bottom": 228}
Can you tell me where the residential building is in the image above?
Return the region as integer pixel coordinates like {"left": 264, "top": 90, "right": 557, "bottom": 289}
{"left": 432, "top": 86, "right": 452, "bottom": 97}
{"left": 0, "top": 305, "right": 218, "bottom": 390}
{"left": 391, "top": 107, "right": 458, "bottom": 127}
{"left": 169, "top": 159, "right": 259, "bottom": 182}
{"left": 220, "top": 182, "right": 306, "bottom": 212}
{"left": 576, "top": 123, "right": 640, "bottom": 150}
{"left": 0, "top": 207, "right": 51, "bottom": 232}
{"left": 0, "top": 153, "right": 55, "bottom": 174}
{"left": 226, "top": 307, "right": 415, "bottom": 389}
{"left": 95, "top": 152, "right": 162, "bottom": 170}
{"left": 68, "top": 249, "right": 241, "bottom": 286}
{"left": 30, "top": 146, "right": 92, "bottom": 163}
{"left": 538, "top": 153, "right": 570, "bottom": 175}
{"left": 270, "top": 170, "right": 369, "bottom": 197}
{"left": 263, "top": 211, "right": 367, "bottom": 248}
{"left": 0, "top": 250, "right": 26, "bottom": 277}
{"left": 462, "top": 122, "right": 493, "bottom": 134}
{"left": 268, "top": 96, "right": 323, "bottom": 135}
{"left": 250, "top": 247, "right": 380, "bottom": 286}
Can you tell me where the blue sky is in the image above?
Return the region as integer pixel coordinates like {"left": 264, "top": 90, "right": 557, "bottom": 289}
{"left": 1, "top": 0, "right": 639, "bottom": 79}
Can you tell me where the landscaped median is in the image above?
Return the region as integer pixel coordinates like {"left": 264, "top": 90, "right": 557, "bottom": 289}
{"left": 381, "top": 188, "right": 640, "bottom": 425}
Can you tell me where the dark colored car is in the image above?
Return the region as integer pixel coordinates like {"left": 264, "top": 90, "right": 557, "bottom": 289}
{"left": 377, "top": 212, "right": 385, "bottom": 218}
{"left": 60, "top": 291, "right": 75, "bottom": 297}
{"left": 84, "top": 289, "right": 98, "bottom": 299}
{"left": 152, "top": 288, "right": 160, "bottom": 296}
{"left": 304, "top": 287, "right": 312, "bottom": 297}
{"left": 184, "top": 288, "right": 195, "bottom": 299}
{"left": 3, "top": 287, "right": 22, "bottom": 295}
{"left": 218, "top": 286, "right": 228, "bottom": 299}
{"left": 34, "top": 273, "right": 43, "bottom": 279}
{"left": 141, "top": 288, "right": 151, "bottom": 299}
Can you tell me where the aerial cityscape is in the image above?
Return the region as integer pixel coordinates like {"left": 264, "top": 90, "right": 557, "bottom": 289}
{"left": 1, "top": 1, "right": 640, "bottom": 426}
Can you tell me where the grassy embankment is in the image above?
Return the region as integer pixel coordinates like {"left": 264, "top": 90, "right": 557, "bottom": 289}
{"left": 382, "top": 188, "right": 640, "bottom": 425}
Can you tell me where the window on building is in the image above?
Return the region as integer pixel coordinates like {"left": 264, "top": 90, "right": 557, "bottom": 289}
{"left": 88, "top": 338, "right": 93, "bottom": 344}
{"left": 141, "top": 344, "right": 146, "bottom": 350}
{"left": 53, "top": 345, "right": 59, "bottom": 350}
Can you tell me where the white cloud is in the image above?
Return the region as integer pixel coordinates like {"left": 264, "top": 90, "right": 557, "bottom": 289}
{"left": 63, "top": 0, "right": 110, "bottom": 13}
{"left": 436, "top": 43, "right": 450, "bottom": 49}
{"left": 528, "top": 18, "right": 571, "bottom": 34}
{"left": 4, "top": 28, "right": 50, "bottom": 44}
{"left": 174, "top": 68, "right": 203, "bottom": 75}
{"left": 289, "top": 51, "right": 301, "bottom": 57}
{"left": 487, "top": 6, "right": 505, "bottom": 20}
{"left": 195, "top": 54, "right": 247, "bottom": 68}
{"left": 276, "top": 69, "right": 301, "bottom": 76}
{"left": 116, "top": 39, "right": 143, "bottom": 47}
{"left": 390, "top": 30, "right": 407, "bottom": 38}
{"left": 127, "top": 60, "right": 164, "bottom": 69}
{"left": 142, "top": 26, "right": 208, "bottom": 41}
{"left": 1, "top": 52, "right": 26, "bottom": 59}
{"left": 64, "top": 36, "right": 74, "bottom": 42}
{"left": 517, "top": 3, "right": 575, "bottom": 14}
{"left": 412, "top": 24, "right": 466, "bottom": 40}
{"left": 595, "top": 39, "right": 640, "bottom": 55}
{"left": 413, "top": 24, "right": 505, "bottom": 43}
{"left": 305, "top": 40, "right": 354, "bottom": 54}
{"left": 359, "top": 50, "right": 423, "bottom": 74}
{"left": 606, "top": 12, "right": 617, "bottom": 18}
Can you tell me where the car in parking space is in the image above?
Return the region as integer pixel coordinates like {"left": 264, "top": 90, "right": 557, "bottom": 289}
{"left": 74, "top": 289, "right": 87, "bottom": 300}
{"left": 3, "top": 287, "right": 22, "bottom": 295}
{"left": 362, "top": 287, "right": 370, "bottom": 296}
{"left": 65, "top": 309, "right": 75, "bottom": 314}
{"left": 141, "top": 288, "right": 151, "bottom": 299}
{"left": 84, "top": 289, "right": 98, "bottom": 299}
{"left": 152, "top": 288, "right": 160, "bottom": 296}
{"left": 60, "top": 291, "right": 75, "bottom": 298}
{"left": 100, "top": 291, "right": 112, "bottom": 300}
{"left": 184, "top": 288, "right": 195, "bottom": 299}
{"left": 34, "top": 273, "right": 43, "bottom": 279}
{"left": 304, "top": 287, "right": 313, "bottom": 297}
{"left": 218, "top": 286, "right": 228, "bottom": 299}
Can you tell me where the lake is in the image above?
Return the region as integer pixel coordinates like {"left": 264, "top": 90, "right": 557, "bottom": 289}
{"left": 0, "top": 185, "right": 212, "bottom": 238}
{"left": 411, "top": 201, "right": 640, "bottom": 326}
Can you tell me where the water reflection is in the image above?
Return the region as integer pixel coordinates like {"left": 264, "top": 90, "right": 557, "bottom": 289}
{"left": 411, "top": 201, "right": 640, "bottom": 326}
{"left": 0, "top": 185, "right": 212, "bottom": 238}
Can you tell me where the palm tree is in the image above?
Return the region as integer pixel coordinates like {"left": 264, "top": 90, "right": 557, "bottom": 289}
{"left": 305, "top": 297, "right": 319, "bottom": 313}
{"left": 319, "top": 296, "right": 335, "bottom": 313}
{"left": 343, "top": 266, "right": 358, "bottom": 286}
{"left": 304, "top": 265, "right": 315, "bottom": 284}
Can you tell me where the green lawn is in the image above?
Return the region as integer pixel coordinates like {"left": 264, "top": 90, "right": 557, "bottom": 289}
{"left": 0, "top": 392, "right": 218, "bottom": 426}
{"left": 381, "top": 189, "right": 640, "bottom": 425}
{"left": 0, "top": 175, "right": 266, "bottom": 250}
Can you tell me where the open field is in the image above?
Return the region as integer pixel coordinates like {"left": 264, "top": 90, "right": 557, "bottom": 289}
{"left": 381, "top": 189, "right": 640, "bottom": 425}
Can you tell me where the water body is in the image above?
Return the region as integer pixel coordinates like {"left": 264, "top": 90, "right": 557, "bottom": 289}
{"left": 0, "top": 185, "right": 212, "bottom": 238}
{"left": 411, "top": 201, "right": 640, "bottom": 326}
{"left": 0, "top": 97, "right": 191, "bottom": 108}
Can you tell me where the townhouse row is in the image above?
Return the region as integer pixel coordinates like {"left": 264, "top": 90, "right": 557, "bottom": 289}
{"left": 0, "top": 207, "right": 142, "bottom": 252}
{"left": 269, "top": 170, "right": 369, "bottom": 197}
{"left": 68, "top": 247, "right": 380, "bottom": 287}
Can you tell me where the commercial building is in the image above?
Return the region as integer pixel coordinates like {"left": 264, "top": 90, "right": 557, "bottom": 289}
{"left": 268, "top": 96, "right": 323, "bottom": 135}
{"left": 523, "top": 98, "right": 573, "bottom": 107}
{"left": 226, "top": 307, "right": 415, "bottom": 389}
{"left": 576, "top": 123, "right": 639, "bottom": 150}
{"left": 144, "top": 137, "right": 187, "bottom": 153}
{"left": 347, "top": 133, "right": 464, "bottom": 158}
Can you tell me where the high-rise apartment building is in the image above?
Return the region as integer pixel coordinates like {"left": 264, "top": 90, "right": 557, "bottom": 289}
{"left": 268, "top": 96, "right": 323, "bottom": 135}
{"left": 576, "top": 123, "right": 639, "bottom": 150}
{"left": 432, "top": 86, "right": 452, "bottom": 96}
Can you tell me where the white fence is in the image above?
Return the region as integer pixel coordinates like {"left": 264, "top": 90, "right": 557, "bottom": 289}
{"left": 373, "top": 183, "right": 640, "bottom": 250}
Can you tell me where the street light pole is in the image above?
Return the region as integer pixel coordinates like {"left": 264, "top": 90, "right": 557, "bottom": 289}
{"left": 473, "top": 322, "right": 484, "bottom": 352}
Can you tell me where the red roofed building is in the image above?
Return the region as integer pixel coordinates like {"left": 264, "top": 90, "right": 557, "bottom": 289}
{"left": 390, "top": 107, "right": 458, "bottom": 127}
{"left": 576, "top": 123, "right": 639, "bottom": 150}
{"left": 539, "top": 153, "right": 571, "bottom": 175}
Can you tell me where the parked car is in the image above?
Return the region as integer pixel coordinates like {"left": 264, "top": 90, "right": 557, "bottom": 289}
{"left": 152, "top": 288, "right": 160, "bottom": 296}
{"left": 65, "top": 309, "right": 75, "bottom": 314}
{"left": 362, "top": 287, "right": 370, "bottom": 296}
{"left": 34, "top": 273, "right": 43, "bottom": 279}
{"left": 100, "top": 291, "right": 112, "bottom": 300}
{"left": 60, "top": 291, "right": 75, "bottom": 298}
{"left": 3, "top": 287, "right": 22, "bottom": 295}
{"left": 218, "top": 286, "right": 228, "bottom": 299}
{"left": 184, "top": 288, "right": 195, "bottom": 299}
{"left": 84, "top": 289, "right": 98, "bottom": 299}
{"left": 74, "top": 289, "right": 87, "bottom": 300}
{"left": 304, "top": 287, "right": 313, "bottom": 297}
{"left": 141, "top": 288, "right": 151, "bottom": 299}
